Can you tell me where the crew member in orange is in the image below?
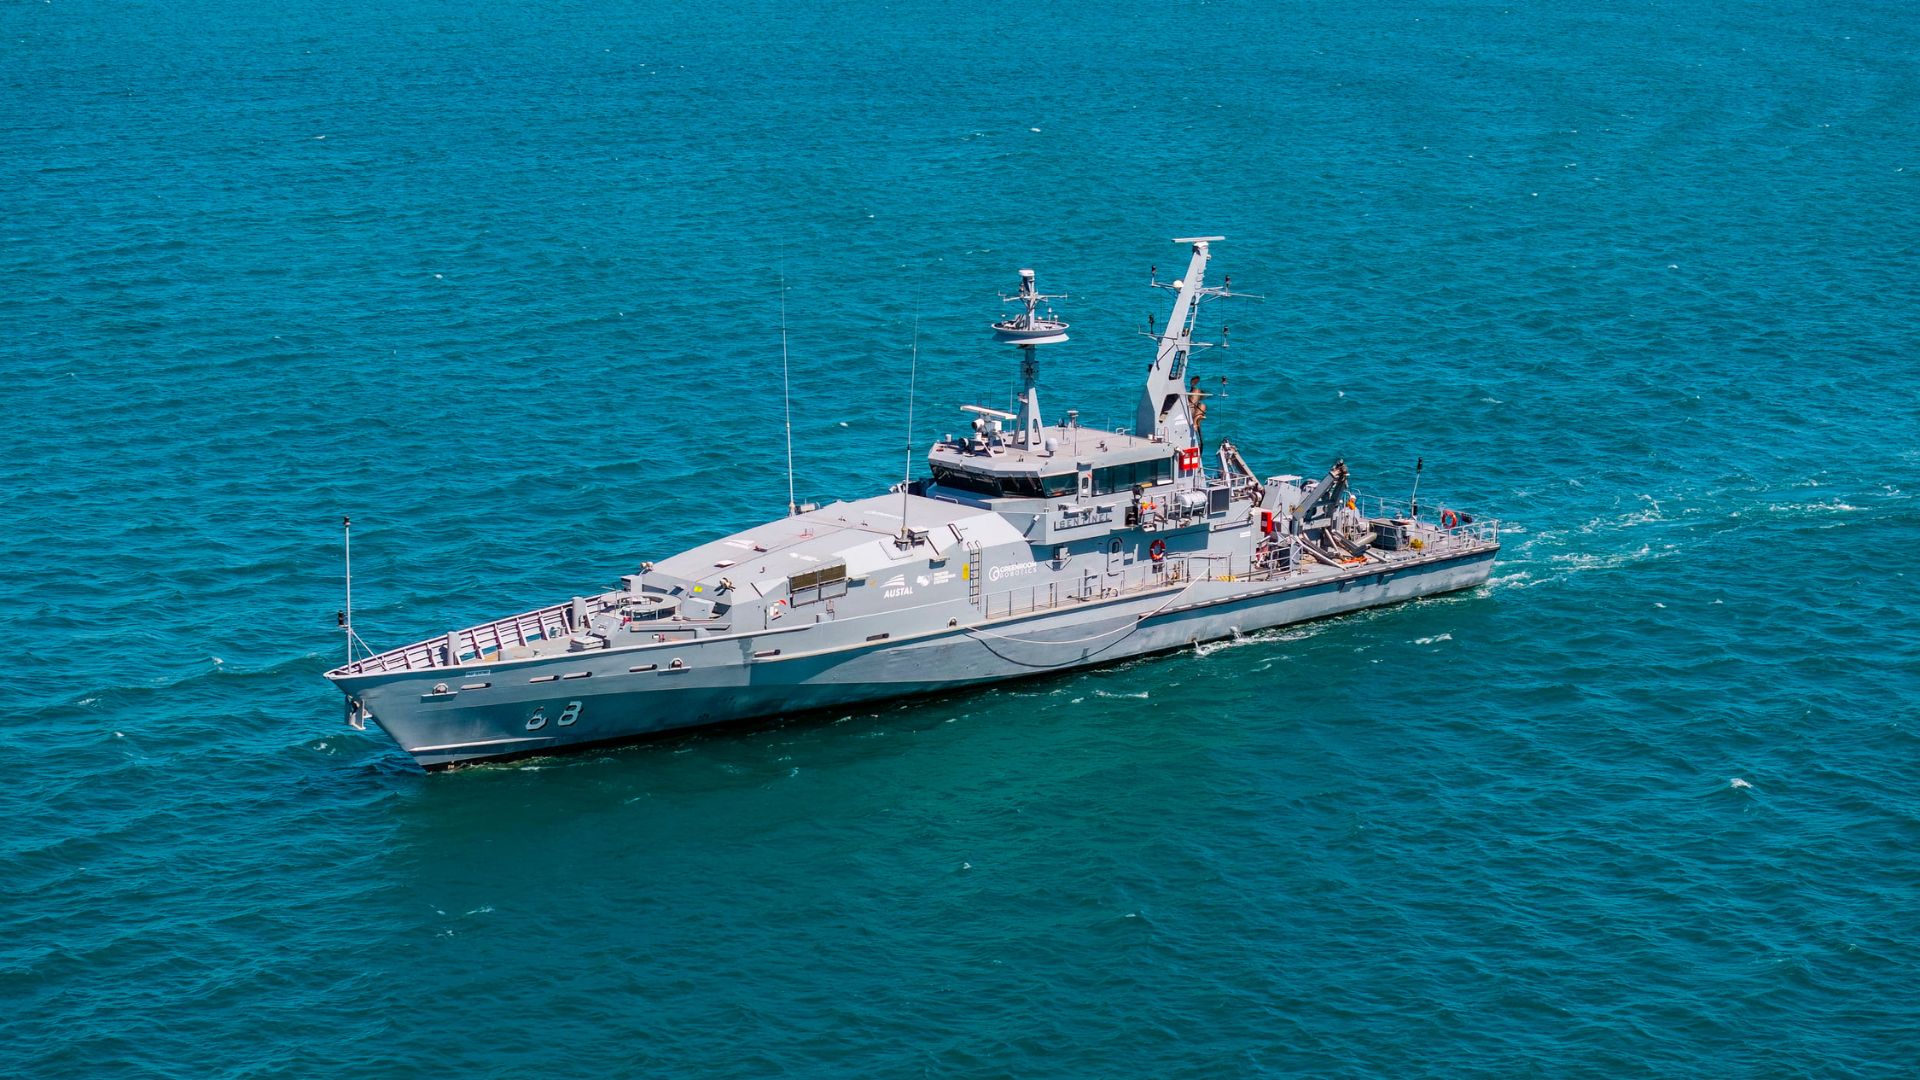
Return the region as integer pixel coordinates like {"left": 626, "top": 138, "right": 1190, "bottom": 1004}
{"left": 1188, "top": 375, "right": 1210, "bottom": 451}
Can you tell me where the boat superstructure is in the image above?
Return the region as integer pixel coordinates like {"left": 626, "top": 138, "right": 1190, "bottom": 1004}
{"left": 325, "top": 237, "right": 1500, "bottom": 768}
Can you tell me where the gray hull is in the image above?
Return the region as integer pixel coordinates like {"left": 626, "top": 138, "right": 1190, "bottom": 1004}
{"left": 344, "top": 549, "right": 1493, "bottom": 768}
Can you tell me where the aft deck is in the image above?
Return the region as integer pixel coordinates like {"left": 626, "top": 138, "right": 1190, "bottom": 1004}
{"left": 981, "top": 498, "right": 1498, "bottom": 620}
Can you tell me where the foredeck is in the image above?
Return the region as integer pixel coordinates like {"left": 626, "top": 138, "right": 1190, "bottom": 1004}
{"left": 326, "top": 494, "right": 1026, "bottom": 682}
{"left": 326, "top": 602, "right": 581, "bottom": 679}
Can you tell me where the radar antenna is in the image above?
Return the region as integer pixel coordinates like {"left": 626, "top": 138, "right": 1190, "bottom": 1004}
{"left": 990, "top": 268, "right": 1069, "bottom": 448}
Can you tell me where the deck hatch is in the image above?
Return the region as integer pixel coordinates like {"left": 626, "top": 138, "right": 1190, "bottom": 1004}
{"left": 788, "top": 561, "right": 848, "bottom": 606}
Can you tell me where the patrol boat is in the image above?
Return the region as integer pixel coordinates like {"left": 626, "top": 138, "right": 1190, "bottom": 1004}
{"left": 326, "top": 236, "right": 1500, "bottom": 768}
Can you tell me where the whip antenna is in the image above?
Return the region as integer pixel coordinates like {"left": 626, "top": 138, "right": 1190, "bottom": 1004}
{"left": 342, "top": 516, "right": 352, "bottom": 664}
{"left": 900, "top": 305, "right": 919, "bottom": 540}
{"left": 1410, "top": 457, "right": 1424, "bottom": 521}
{"left": 780, "top": 246, "right": 797, "bottom": 516}
{"left": 338, "top": 515, "right": 372, "bottom": 664}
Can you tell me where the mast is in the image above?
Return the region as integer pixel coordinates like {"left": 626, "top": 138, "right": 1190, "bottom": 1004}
{"left": 1015, "top": 348, "right": 1041, "bottom": 448}
{"left": 1136, "top": 237, "right": 1220, "bottom": 445}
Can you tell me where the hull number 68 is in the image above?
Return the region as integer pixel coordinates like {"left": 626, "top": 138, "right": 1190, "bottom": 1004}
{"left": 526, "top": 701, "right": 584, "bottom": 731}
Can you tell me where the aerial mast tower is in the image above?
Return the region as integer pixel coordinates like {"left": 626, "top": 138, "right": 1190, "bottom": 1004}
{"left": 990, "top": 269, "right": 1069, "bottom": 448}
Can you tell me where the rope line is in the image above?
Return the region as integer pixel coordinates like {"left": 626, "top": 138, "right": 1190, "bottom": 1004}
{"left": 962, "top": 580, "right": 1198, "bottom": 665}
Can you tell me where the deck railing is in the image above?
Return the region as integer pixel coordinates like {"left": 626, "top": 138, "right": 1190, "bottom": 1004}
{"left": 977, "top": 507, "right": 1499, "bottom": 625}
{"left": 1351, "top": 491, "right": 1500, "bottom": 548}
{"left": 981, "top": 542, "right": 1304, "bottom": 620}
{"left": 332, "top": 602, "right": 576, "bottom": 677}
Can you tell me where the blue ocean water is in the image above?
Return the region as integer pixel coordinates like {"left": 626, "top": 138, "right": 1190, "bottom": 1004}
{"left": 5, "top": 0, "right": 1919, "bottom": 1074}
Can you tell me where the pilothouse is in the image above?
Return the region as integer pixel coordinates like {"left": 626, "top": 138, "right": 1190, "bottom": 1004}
{"left": 326, "top": 236, "right": 1502, "bottom": 769}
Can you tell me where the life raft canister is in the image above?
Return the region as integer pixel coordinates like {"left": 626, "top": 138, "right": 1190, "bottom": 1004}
{"left": 1149, "top": 539, "right": 1167, "bottom": 562}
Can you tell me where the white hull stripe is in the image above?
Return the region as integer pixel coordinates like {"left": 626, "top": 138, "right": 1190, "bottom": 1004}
{"left": 405, "top": 735, "right": 558, "bottom": 753}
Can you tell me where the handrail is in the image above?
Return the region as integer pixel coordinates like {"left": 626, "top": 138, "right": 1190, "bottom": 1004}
{"left": 976, "top": 518, "right": 1494, "bottom": 625}
{"left": 1349, "top": 491, "right": 1500, "bottom": 547}
{"left": 331, "top": 601, "right": 576, "bottom": 677}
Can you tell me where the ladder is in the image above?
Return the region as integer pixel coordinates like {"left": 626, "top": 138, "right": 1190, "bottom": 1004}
{"left": 967, "top": 543, "right": 983, "bottom": 606}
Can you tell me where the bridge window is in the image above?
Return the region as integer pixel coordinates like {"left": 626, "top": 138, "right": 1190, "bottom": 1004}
{"left": 930, "top": 465, "right": 1076, "bottom": 499}
{"left": 930, "top": 466, "right": 998, "bottom": 495}
{"left": 1091, "top": 457, "right": 1173, "bottom": 495}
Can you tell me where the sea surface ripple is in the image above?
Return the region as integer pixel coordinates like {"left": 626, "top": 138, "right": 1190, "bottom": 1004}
{"left": 3, "top": 1, "right": 1918, "bottom": 1075}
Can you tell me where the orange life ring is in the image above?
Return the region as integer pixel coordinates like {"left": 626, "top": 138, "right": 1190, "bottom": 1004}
{"left": 1441, "top": 509, "right": 1459, "bottom": 528}
{"left": 1149, "top": 539, "right": 1167, "bottom": 562}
